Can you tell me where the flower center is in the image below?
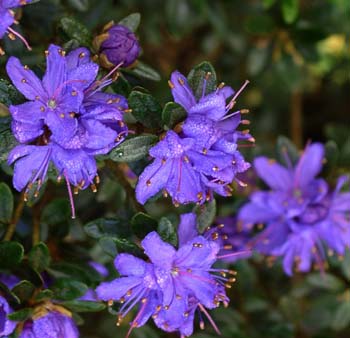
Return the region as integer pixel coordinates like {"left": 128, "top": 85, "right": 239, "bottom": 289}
{"left": 47, "top": 99, "right": 57, "bottom": 109}
{"left": 295, "top": 202, "right": 329, "bottom": 225}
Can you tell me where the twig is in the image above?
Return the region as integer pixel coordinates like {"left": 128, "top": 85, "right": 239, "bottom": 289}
{"left": 3, "top": 192, "right": 25, "bottom": 241}
{"left": 106, "top": 160, "right": 146, "bottom": 213}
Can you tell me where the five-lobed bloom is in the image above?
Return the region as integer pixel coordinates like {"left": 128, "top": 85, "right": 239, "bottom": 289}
{"left": 238, "top": 143, "right": 350, "bottom": 275}
{"left": 136, "top": 70, "right": 252, "bottom": 206}
{"left": 96, "top": 213, "right": 239, "bottom": 337}
{"left": 6, "top": 44, "right": 128, "bottom": 217}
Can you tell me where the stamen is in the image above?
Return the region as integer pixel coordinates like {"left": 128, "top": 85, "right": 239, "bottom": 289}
{"left": 63, "top": 170, "right": 76, "bottom": 219}
{"left": 7, "top": 27, "right": 32, "bottom": 51}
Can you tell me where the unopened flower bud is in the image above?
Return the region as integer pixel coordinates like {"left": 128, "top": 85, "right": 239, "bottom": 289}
{"left": 94, "top": 22, "right": 140, "bottom": 68}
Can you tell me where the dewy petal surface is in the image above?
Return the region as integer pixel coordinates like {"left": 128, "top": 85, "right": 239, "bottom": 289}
{"left": 170, "top": 70, "right": 196, "bottom": 111}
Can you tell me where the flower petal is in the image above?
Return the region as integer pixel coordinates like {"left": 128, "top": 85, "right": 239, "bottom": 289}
{"left": 51, "top": 145, "right": 96, "bottom": 188}
{"left": 6, "top": 57, "right": 46, "bottom": 101}
{"left": 96, "top": 277, "right": 141, "bottom": 301}
{"left": 294, "top": 143, "right": 325, "bottom": 188}
{"left": 170, "top": 71, "right": 196, "bottom": 111}
{"left": 178, "top": 213, "right": 198, "bottom": 247}
{"left": 114, "top": 254, "right": 147, "bottom": 277}
{"left": 136, "top": 158, "right": 172, "bottom": 205}
{"left": 0, "top": 9, "right": 13, "bottom": 38}
{"left": 42, "top": 44, "right": 67, "bottom": 97}
{"left": 8, "top": 145, "right": 51, "bottom": 191}
{"left": 189, "top": 92, "right": 226, "bottom": 121}
{"left": 142, "top": 231, "right": 176, "bottom": 269}
{"left": 254, "top": 157, "right": 293, "bottom": 191}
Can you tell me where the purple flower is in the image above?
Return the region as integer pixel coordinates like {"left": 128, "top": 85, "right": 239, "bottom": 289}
{"left": 0, "top": 0, "right": 33, "bottom": 53}
{"left": 210, "top": 216, "right": 252, "bottom": 262}
{"left": 94, "top": 23, "right": 140, "bottom": 68}
{"left": 136, "top": 71, "right": 252, "bottom": 206}
{"left": 19, "top": 310, "right": 79, "bottom": 338}
{"left": 0, "top": 295, "right": 16, "bottom": 337}
{"left": 96, "top": 254, "right": 162, "bottom": 335}
{"left": 96, "top": 213, "right": 236, "bottom": 337}
{"left": 6, "top": 44, "right": 128, "bottom": 217}
{"left": 238, "top": 143, "right": 350, "bottom": 275}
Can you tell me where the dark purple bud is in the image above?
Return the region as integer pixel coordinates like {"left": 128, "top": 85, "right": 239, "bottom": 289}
{"left": 97, "top": 24, "right": 140, "bottom": 68}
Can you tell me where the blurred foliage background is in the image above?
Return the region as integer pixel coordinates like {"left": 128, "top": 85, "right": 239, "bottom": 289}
{"left": 0, "top": 0, "right": 350, "bottom": 338}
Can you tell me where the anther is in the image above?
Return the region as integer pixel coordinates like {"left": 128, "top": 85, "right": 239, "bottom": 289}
{"left": 40, "top": 106, "right": 45, "bottom": 112}
{"left": 146, "top": 180, "right": 151, "bottom": 186}
{"left": 168, "top": 80, "right": 175, "bottom": 89}
{"left": 205, "top": 72, "right": 212, "bottom": 80}
{"left": 44, "top": 50, "right": 49, "bottom": 57}
{"left": 69, "top": 112, "right": 75, "bottom": 118}
{"left": 73, "top": 187, "right": 79, "bottom": 195}
{"left": 240, "top": 109, "right": 249, "bottom": 114}
{"left": 91, "top": 184, "right": 97, "bottom": 193}
{"left": 107, "top": 300, "right": 114, "bottom": 306}
{"left": 79, "top": 52, "right": 85, "bottom": 58}
{"left": 225, "top": 283, "right": 232, "bottom": 289}
{"left": 21, "top": 78, "right": 27, "bottom": 83}
{"left": 24, "top": 65, "right": 29, "bottom": 70}
{"left": 242, "top": 129, "right": 250, "bottom": 134}
{"left": 217, "top": 82, "right": 225, "bottom": 89}
{"left": 71, "top": 90, "right": 77, "bottom": 96}
{"left": 124, "top": 109, "right": 132, "bottom": 113}
{"left": 212, "top": 166, "right": 219, "bottom": 171}
{"left": 202, "top": 148, "right": 208, "bottom": 154}
{"left": 95, "top": 175, "right": 100, "bottom": 184}
{"left": 211, "top": 232, "right": 219, "bottom": 240}
{"left": 224, "top": 245, "right": 233, "bottom": 250}
{"left": 178, "top": 77, "right": 185, "bottom": 85}
{"left": 60, "top": 113, "right": 65, "bottom": 118}
{"left": 241, "top": 119, "right": 250, "bottom": 125}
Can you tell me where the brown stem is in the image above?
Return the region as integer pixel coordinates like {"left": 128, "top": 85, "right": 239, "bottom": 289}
{"left": 290, "top": 91, "right": 303, "bottom": 148}
{"left": 106, "top": 160, "right": 146, "bottom": 213}
{"left": 3, "top": 192, "right": 25, "bottom": 241}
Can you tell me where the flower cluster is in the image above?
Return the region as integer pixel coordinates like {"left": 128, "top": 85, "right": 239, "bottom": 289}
{"left": 136, "top": 70, "right": 252, "bottom": 206}
{"left": 238, "top": 143, "right": 350, "bottom": 275}
{"left": 0, "top": 0, "right": 33, "bottom": 54}
{"left": 96, "top": 213, "right": 239, "bottom": 337}
{"left": 7, "top": 44, "right": 128, "bottom": 217}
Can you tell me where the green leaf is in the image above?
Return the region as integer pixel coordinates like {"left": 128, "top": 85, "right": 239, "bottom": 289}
{"left": 128, "top": 91, "right": 162, "bottom": 129}
{"left": 12, "top": 280, "right": 35, "bottom": 303}
{"left": 157, "top": 217, "right": 177, "bottom": 246}
{"left": 263, "top": 0, "right": 277, "bottom": 8}
{"left": 0, "top": 117, "right": 18, "bottom": 164}
{"left": 0, "top": 79, "right": 23, "bottom": 106}
{"left": 109, "top": 135, "right": 158, "bottom": 162}
{"left": 187, "top": 61, "right": 217, "bottom": 100}
{"left": 53, "top": 279, "right": 88, "bottom": 301}
{"left": 0, "top": 183, "right": 13, "bottom": 224}
{"left": 194, "top": 199, "right": 216, "bottom": 233}
{"left": 41, "top": 198, "right": 71, "bottom": 226}
{"left": 84, "top": 217, "right": 130, "bottom": 239}
{"left": 332, "top": 301, "right": 350, "bottom": 331}
{"left": 61, "top": 300, "right": 106, "bottom": 312}
{"left": 162, "top": 102, "right": 187, "bottom": 129}
{"left": 325, "top": 140, "right": 339, "bottom": 168}
{"left": 7, "top": 308, "right": 33, "bottom": 321}
{"left": 34, "top": 289, "right": 54, "bottom": 302}
{"left": 0, "top": 241, "right": 24, "bottom": 269}
{"left": 28, "top": 242, "right": 51, "bottom": 272}
{"left": 306, "top": 273, "right": 345, "bottom": 292}
{"left": 118, "top": 13, "right": 141, "bottom": 32}
{"left": 128, "top": 61, "right": 161, "bottom": 81}
{"left": 281, "top": 0, "right": 299, "bottom": 24}
{"left": 99, "top": 236, "right": 140, "bottom": 257}
{"left": 276, "top": 136, "right": 299, "bottom": 166}
{"left": 59, "top": 17, "right": 92, "bottom": 46}
{"left": 245, "top": 15, "right": 276, "bottom": 35}
{"left": 66, "top": 0, "right": 89, "bottom": 11}
{"left": 131, "top": 212, "right": 158, "bottom": 239}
